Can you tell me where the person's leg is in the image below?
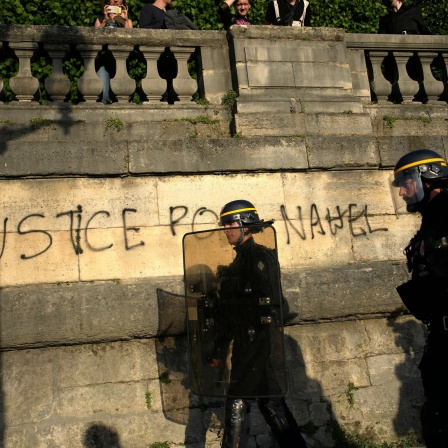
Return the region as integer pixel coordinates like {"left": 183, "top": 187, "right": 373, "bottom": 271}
{"left": 258, "top": 397, "right": 307, "bottom": 448}
{"left": 221, "top": 398, "right": 247, "bottom": 448}
{"left": 96, "top": 65, "right": 110, "bottom": 104}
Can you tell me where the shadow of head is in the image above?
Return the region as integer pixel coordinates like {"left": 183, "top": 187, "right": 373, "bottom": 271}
{"left": 83, "top": 423, "right": 121, "bottom": 448}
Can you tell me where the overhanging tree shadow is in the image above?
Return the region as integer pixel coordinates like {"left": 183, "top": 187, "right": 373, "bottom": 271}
{"left": 0, "top": 26, "right": 90, "bottom": 158}
{"left": 83, "top": 422, "right": 122, "bottom": 448}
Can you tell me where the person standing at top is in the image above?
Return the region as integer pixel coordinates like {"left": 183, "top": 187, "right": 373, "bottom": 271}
{"left": 264, "top": 0, "right": 310, "bottom": 27}
{"left": 378, "top": 0, "right": 430, "bottom": 34}
{"left": 139, "top": 0, "right": 172, "bottom": 29}
{"left": 94, "top": 0, "right": 133, "bottom": 104}
{"left": 94, "top": 0, "right": 133, "bottom": 28}
{"left": 219, "top": 0, "right": 251, "bottom": 30}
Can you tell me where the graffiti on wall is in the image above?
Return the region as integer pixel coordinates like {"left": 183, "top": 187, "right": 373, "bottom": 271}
{"left": 0, "top": 203, "right": 387, "bottom": 261}
{"left": 0, "top": 206, "right": 144, "bottom": 260}
{"left": 279, "top": 204, "right": 388, "bottom": 244}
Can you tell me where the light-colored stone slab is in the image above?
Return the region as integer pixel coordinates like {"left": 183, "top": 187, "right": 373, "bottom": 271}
{"left": 0, "top": 230, "right": 79, "bottom": 286}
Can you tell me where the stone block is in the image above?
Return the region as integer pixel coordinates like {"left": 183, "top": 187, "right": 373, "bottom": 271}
{"left": 234, "top": 112, "right": 306, "bottom": 137}
{"left": 55, "top": 341, "right": 159, "bottom": 387}
{"left": 0, "top": 278, "right": 185, "bottom": 348}
{"left": 0, "top": 230, "right": 80, "bottom": 287}
{"left": 282, "top": 170, "right": 391, "bottom": 217}
{"left": 305, "top": 113, "right": 373, "bottom": 135}
{"left": 202, "top": 72, "right": 234, "bottom": 104}
{"left": 281, "top": 262, "right": 409, "bottom": 322}
{"left": 278, "top": 222, "right": 355, "bottom": 269}
{"left": 350, "top": 72, "right": 372, "bottom": 99}
{"left": 307, "top": 358, "right": 371, "bottom": 395}
{"left": 200, "top": 46, "right": 231, "bottom": 70}
{"left": 2, "top": 349, "right": 55, "bottom": 425}
{"left": 247, "top": 62, "right": 295, "bottom": 87}
{"left": 352, "top": 214, "right": 420, "bottom": 262}
{"left": 306, "top": 136, "right": 380, "bottom": 168}
{"left": 155, "top": 172, "right": 285, "bottom": 227}
{"left": 293, "top": 62, "right": 352, "bottom": 89}
{"left": 364, "top": 316, "right": 426, "bottom": 355}
{"left": 235, "top": 61, "right": 250, "bottom": 89}
{"left": 56, "top": 380, "right": 150, "bottom": 417}
{"left": 367, "top": 353, "right": 420, "bottom": 387}
{"left": 241, "top": 39, "right": 347, "bottom": 64}
{"left": 79, "top": 226, "right": 183, "bottom": 280}
{"left": 289, "top": 321, "right": 370, "bottom": 364}
{"left": 131, "top": 137, "right": 308, "bottom": 173}
{"left": 0, "top": 140, "right": 128, "bottom": 176}
{"left": 1, "top": 177, "right": 159, "bottom": 229}
{"left": 377, "top": 135, "right": 445, "bottom": 167}
{"left": 347, "top": 48, "right": 368, "bottom": 72}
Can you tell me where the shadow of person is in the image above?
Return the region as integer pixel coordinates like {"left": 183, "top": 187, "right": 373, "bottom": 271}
{"left": 155, "top": 288, "right": 224, "bottom": 447}
{"left": 281, "top": 328, "right": 334, "bottom": 448}
{"left": 387, "top": 312, "right": 427, "bottom": 443}
{"left": 82, "top": 423, "right": 122, "bottom": 448}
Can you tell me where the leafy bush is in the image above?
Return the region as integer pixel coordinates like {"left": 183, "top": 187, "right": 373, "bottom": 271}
{"left": 0, "top": 0, "right": 446, "bottom": 34}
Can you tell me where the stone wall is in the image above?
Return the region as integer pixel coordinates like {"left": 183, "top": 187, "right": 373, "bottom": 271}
{"left": 0, "top": 24, "right": 447, "bottom": 448}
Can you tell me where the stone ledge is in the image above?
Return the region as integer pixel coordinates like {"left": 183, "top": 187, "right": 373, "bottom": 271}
{"left": 0, "top": 261, "right": 409, "bottom": 350}
{"left": 0, "top": 24, "right": 228, "bottom": 47}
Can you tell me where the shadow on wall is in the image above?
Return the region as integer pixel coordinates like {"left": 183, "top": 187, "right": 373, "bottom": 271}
{"left": 155, "top": 288, "right": 224, "bottom": 447}
{"left": 0, "top": 30, "right": 84, "bottom": 156}
{"left": 388, "top": 314, "right": 427, "bottom": 442}
{"left": 83, "top": 423, "right": 122, "bottom": 448}
{"left": 155, "top": 288, "right": 334, "bottom": 447}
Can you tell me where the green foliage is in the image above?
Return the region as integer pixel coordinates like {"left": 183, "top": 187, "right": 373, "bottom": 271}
{"left": 421, "top": 1, "right": 448, "bottom": 36}
{"left": 310, "top": 0, "right": 386, "bottom": 33}
{"left": 221, "top": 89, "right": 237, "bottom": 110}
{"left": 0, "top": 0, "right": 446, "bottom": 105}
{"left": 0, "top": 0, "right": 446, "bottom": 34}
{"left": 329, "top": 420, "right": 421, "bottom": 448}
{"left": 62, "top": 56, "right": 84, "bottom": 104}
{"left": 0, "top": 45, "right": 19, "bottom": 102}
{"left": 192, "top": 91, "right": 210, "bottom": 106}
{"left": 128, "top": 52, "right": 146, "bottom": 82}
{"left": 31, "top": 54, "right": 53, "bottom": 104}
{"left": 145, "top": 390, "right": 152, "bottom": 409}
{"left": 127, "top": 48, "right": 147, "bottom": 104}
{"left": 0, "top": 56, "right": 18, "bottom": 79}
{"left": 383, "top": 114, "right": 431, "bottom": 129}
{"left": 168, "top": 115, "right": 219, "bottom": 124}
{"left": 345, "top": 382, "right": 359, "bottom": 406}
{"left": 149, "top": 442, "right": 170, "bottom": 448}
{"left": 104, "top": 114, "right": 124, "bottom": 135}
{"left": 30, "top": 117, "right": 57, "bottom": 129}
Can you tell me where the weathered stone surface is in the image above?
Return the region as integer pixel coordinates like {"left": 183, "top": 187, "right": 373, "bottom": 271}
{"left": 0, "top": 260, "right": 412, "bottom": 350}
{"left": 306, "top": 135, "right": 379, "bottom": 168}
{"left": 0, "top": 25, "right": 445, "bottom": 448}
{"left": 0, "top": 24, "right": 228, "bottom": 47}
{"left": 129, "top": 137, "right": 309, "bottom": 173}
{"left": 0, "top": 316, "right": 426, "bottom": 447}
